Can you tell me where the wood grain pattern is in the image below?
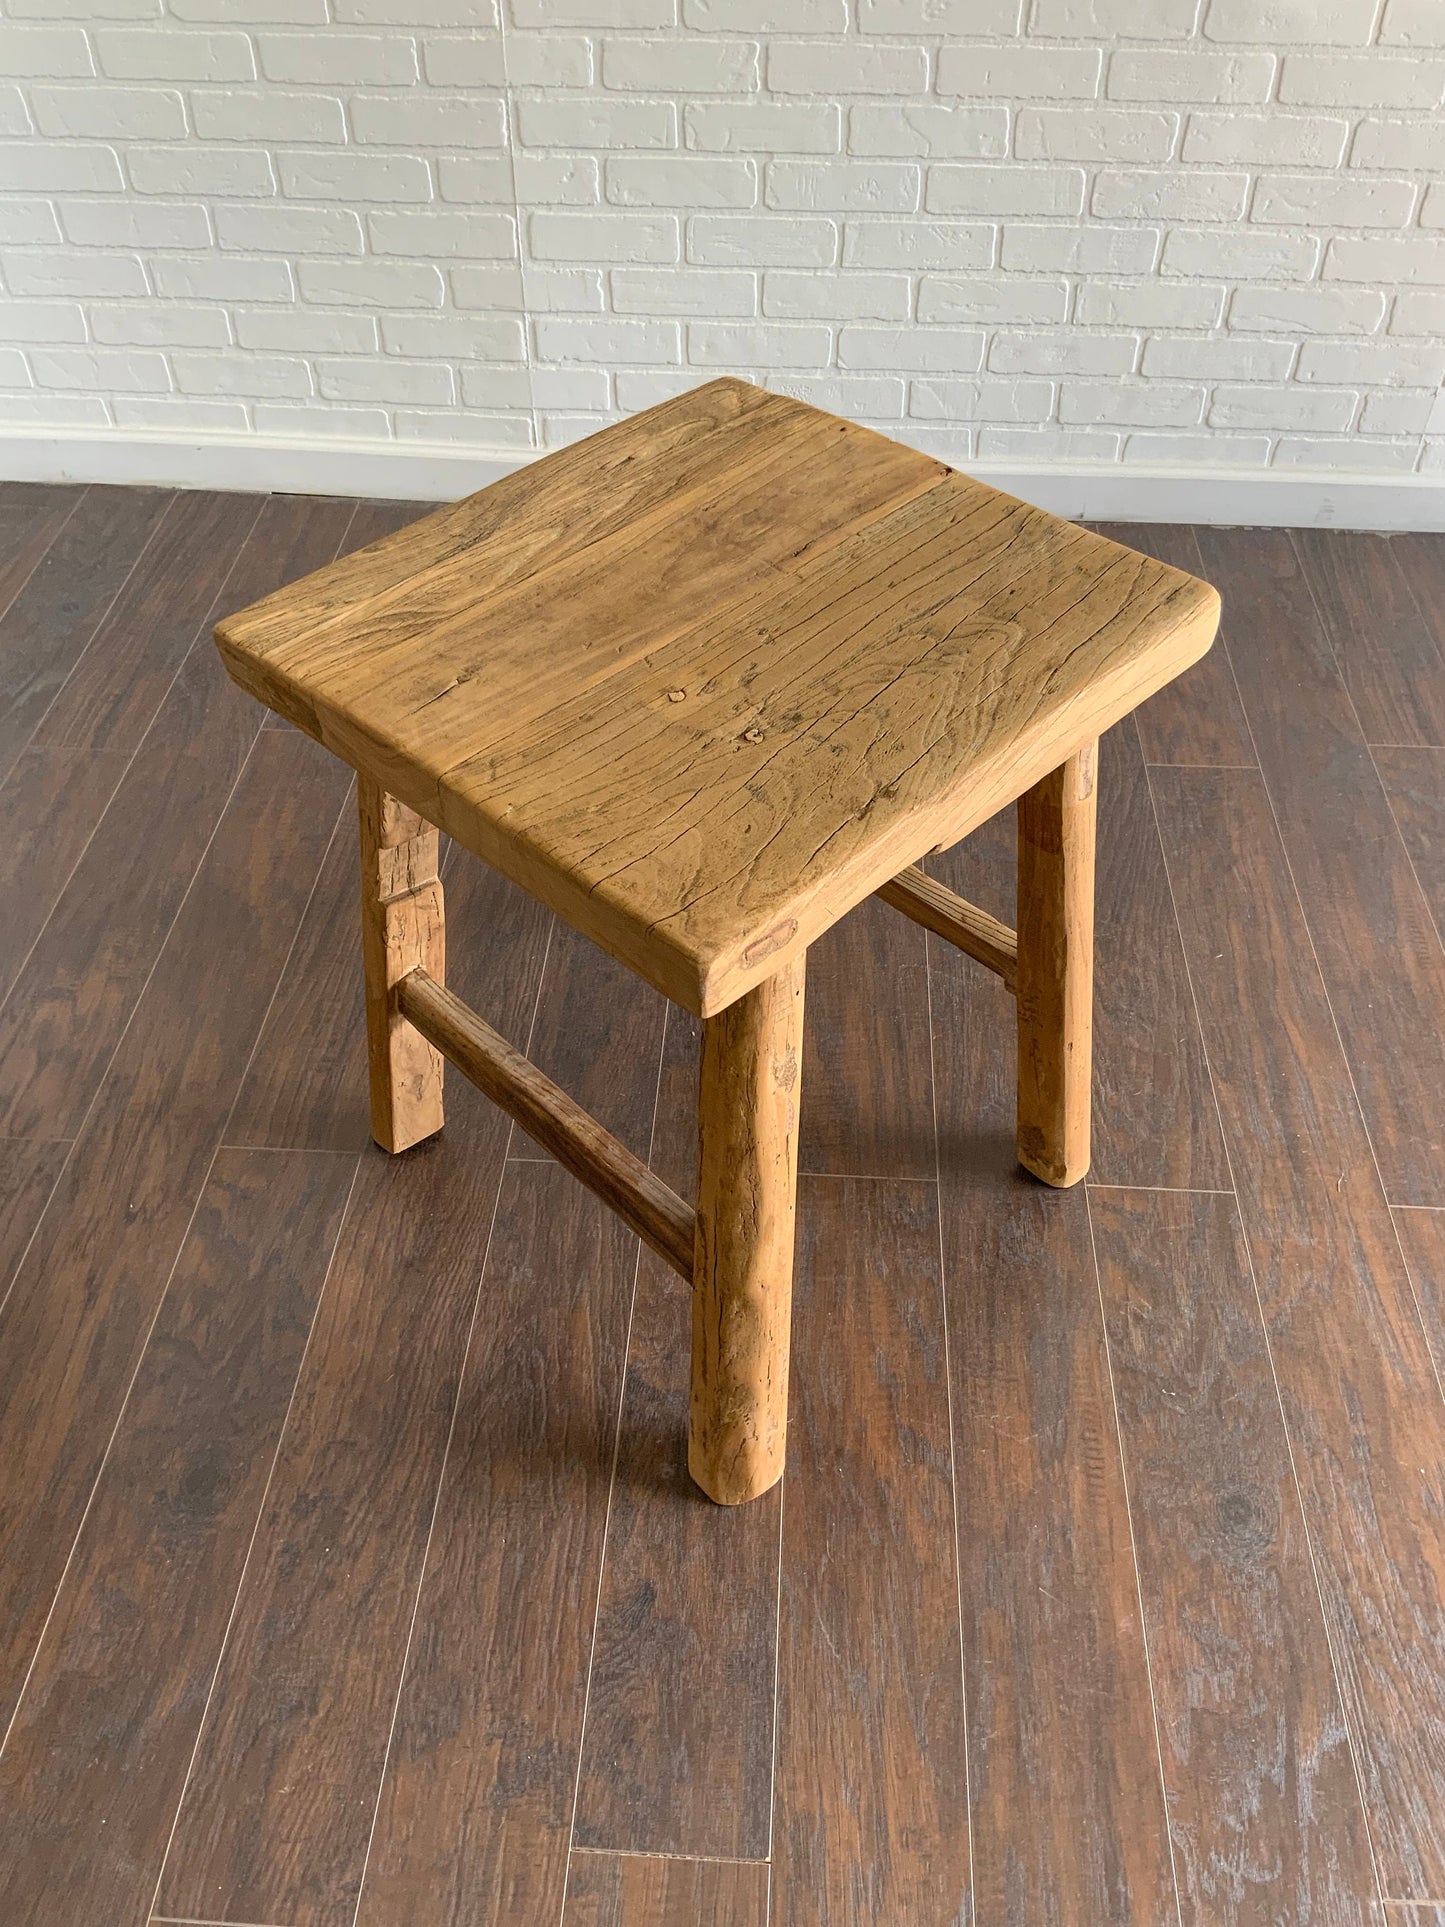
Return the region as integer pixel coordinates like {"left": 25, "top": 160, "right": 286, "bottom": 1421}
{"left": 0, "top": 727, "right": 347, "bottom": 1739}
{"left": 1195, "top": 526, "right": 1445, "bottom": 1206}
{"left": 1374, "top": 744, "right": 1445, "bottom": 945}
{"left": 224, "top": 787, "right": 370, "bottom": 1153}
{"left": 0, "top": 481, "right": 82, "bottom": 622}
{"left": 0, "top": 1133, "right": 69, "bottom": 1305}
{"left": 769, "top": 1177, "right": 969, "bottom": 1927}
{"left": 1293, "top": 529, "right": 1445, "bottom": 751}
{"left": 155, "top": 856, "right": 554, "bottom": 1927}
{"left": 33, "top": 487, "right": 264, "bottom": 756}
{"left": 349, "top": 920, "right": 665, "bottom": 1927}
{"left": 0, "top": 484, "right": 173, "bottom": 785}
{"left": 400, "top": 966, "right": 694, "bottom": 1275}
{"left": 931, "top": 808, "right": 1177, "bottom": 1927}
{"left": 0, "top": 1146, "right": 354, "bottom": 1927}
{"left": 1092, "top": 713, "right": 1231, "bottom": 1188}
{"left": 261, "top": 498, "right": 420, "bottom": 729}
{"left": 1100, "top": 521, "right": 1256, "bottom": 770}
{"left": 0, "top": 492, "right": 359, "bottom": 1141}
{"left": 1091, "top": 1185, "right": 1375, "bottom": 1927}
{"left": 800, "top": 890, "right": 934, "bottom": 1180}
{"left": 1017, "top": 741, "right": 1096, "bottom": 1187}
{"left": 562, "top": 1850, "right": 768, "bottom": 1927}
{"left": 359, "top": 779, "right": 445, "bottom": 1153}
{"left": 1153, "top": 763, "right": 1445, "bottom": 1899}
{"left": 573, "top": 1004, "right": 781, "bottom": 1862}
{"left": 1384, "top": 534, "right": 1445, "bottom": 745}
{"left": 876, "top": 861, "right": 1017, "bottom": 988}
{"left": 1392, "top": 1207, "right": 1445, "bottom": 1423}
{"left": 217, "top": 379, "right": 1217, "bottom": 1014}
{"left": 692, "top": 955, "right": 804, "bottom": 1504}
{"left": 0, "top": 744, "right": 129, "bottom": 1005}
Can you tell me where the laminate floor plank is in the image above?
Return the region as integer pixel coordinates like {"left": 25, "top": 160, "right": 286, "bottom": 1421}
{"left": 1292, "top": 530, "right": 1445, "bottom": 752}
{"left": 1092, "top": 1185, "right": 1375, "bottom": 1927}
{"left": 768, "top": 1176, "right": 970, "bottom": 1927}
{"left": 347, "top": 922, "right": 666, "bottom": 1927}
{"left": 1095, "top": 523, "right": 1255, "bottom": 769}
{"left": 0, "top": 1134, "right": 69, "bottom": 1294}
{"left": 0, "top": 1147, "right": 355, "bottom": 1927}
{"left": 154, "top": 857, "right": 553, "bottom": 1927}
{"left": 225, "top": 791, "right": 368, "bottom": 1154}
{"left": 0, "top": 494, "right": 359, "bottom": 1141}
{"left": 572, "top": 1005, "right": 780, "bottom": 1864}
{"left": 930, "top": 811, "right": 1177, "bottom": 1927}
{"left": 33, "top": 489, "right": 265, "bottom": 757}
{"left": 562, "top": 1850, "right": 769, "bottom": 1927}
{"left": 1391, "top": 1208, "right": 1445, "bottom": 1412}
{"left": 800, "top": 893, "right": 934, "bottom": 1180}
{"left": 0, "top": 481, "right": 83, "bottom": 622}
{"left": 1373, "top": 745, "right": 1445, "bottom": 946}
{"left": 0, "top": 484, "right": 173, "bottom": 786}
{"left": 0, "top": 745, "right": 130, "bottom": 1006}
{"left": 0, "top": 726, "right": 348, "bottom": 1738}
{"left": 1195, "top": 526, "right": 1445, "bottom": 1207}
{"left": 1092, "top": 716, "right": 1230, "bottom": 1189}
{"left": 1152, "top": 764, "right": 1445, "bottom": 1899}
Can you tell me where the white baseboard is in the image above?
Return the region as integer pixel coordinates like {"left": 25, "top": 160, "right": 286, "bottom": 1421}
{"left": 3, "top": 422, "right": 1443, "bottom": 531}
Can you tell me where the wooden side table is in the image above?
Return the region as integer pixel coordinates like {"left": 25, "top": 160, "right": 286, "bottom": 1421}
{"left": 215, "top": 378, "right": 1220, "bottom": 1506}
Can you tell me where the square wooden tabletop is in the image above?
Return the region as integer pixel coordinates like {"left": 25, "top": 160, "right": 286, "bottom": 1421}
{"left": 216, "top": 378, "right": 1219, "bottom": 1014}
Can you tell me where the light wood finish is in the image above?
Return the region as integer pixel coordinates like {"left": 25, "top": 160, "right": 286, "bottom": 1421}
{"left": 358, "top": 776, "right": 445, "bottom": 1154}
{"left": 691, "top": 954, "right": 805, "bottom": 1506}
{"left": 1016, "top": 741, "right": 1097, "bottom": 1187}
{"left": 397, "top": 964, "right": 695, "bottom": 1278}
{"left": 215, "top": 377, "right": 1219, "bottom": 1018}
{"left": 876, "top": 862, "right": 1017, "bottom": 989}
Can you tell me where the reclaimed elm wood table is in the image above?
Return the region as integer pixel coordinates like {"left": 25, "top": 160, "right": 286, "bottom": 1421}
{"left": 214, "top": 377, "right": 1220, "bottom": 1505}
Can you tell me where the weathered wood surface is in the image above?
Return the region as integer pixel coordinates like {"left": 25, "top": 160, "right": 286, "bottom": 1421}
{"left": 876, "top": 861, "right": 1017, "bottom": 987}
{"left": 1016, "top": 741, "right": 1096, "bottom": 1187}
{"left": 691, "top": 953, "right": 805, "bottom": 1504}
{"left": 216, "top": 378, "right": 1217, "bottom": 1014}
{"left": 359, "top": 779, "right": 445, "bottom": 1154}
{"left": 398, "top": 963, "right": 694, "bottom": 1277}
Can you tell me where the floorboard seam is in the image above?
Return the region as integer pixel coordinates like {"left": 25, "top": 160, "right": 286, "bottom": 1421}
{"left": 1084, "top": 1181, "right": 1187, "bottom": 1927}
{"left": 0, "top": 483, "right": 85, "bottom": 630}
{"left": 344, "top": 914, "right": 555, "bottom": 1927}
{"left": 569, "top": 1843, "right": 772, "bottom": 1867}
{"left": 922, "top": 926, "right": 976, "bottom": 1920}
{"left": 558, "top": 979, "right": 672, "bottom": 1919}
{"left": 146, "top": 1148, "right": 365, "bottom": 1922}
{"left": 1141, "top": 735, "right": 1388, "bottom": 1909}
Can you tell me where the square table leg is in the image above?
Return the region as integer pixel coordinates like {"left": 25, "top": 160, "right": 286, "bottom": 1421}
{"left": 1016, "top": 740, "right": 1097, "bottom": 1189}
{"left": 358, "top": 773, "right": 446, "bottom": 1155}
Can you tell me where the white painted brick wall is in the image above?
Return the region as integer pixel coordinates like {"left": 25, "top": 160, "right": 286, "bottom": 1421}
{"left": 0, "top": 0, "right": 1442, "bottom": 477}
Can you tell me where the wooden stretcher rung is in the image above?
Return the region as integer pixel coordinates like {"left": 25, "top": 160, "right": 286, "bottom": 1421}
{"left": 875, "top": 864, "right": 1019, "bottom": 991}
{"left": 396, "top": 967, "right": 697, "bottom": 1279}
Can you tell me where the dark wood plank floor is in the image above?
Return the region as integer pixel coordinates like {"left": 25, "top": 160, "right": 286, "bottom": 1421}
{"left": 0, "top": 484, "right": 1441, "bottom": 1927}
